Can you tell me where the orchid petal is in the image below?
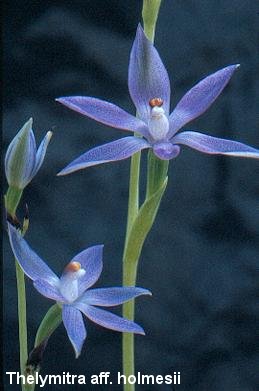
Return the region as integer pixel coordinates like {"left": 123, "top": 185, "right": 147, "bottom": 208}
{"left": 153, "top": 142, "right": 180, "bottom": 160}
{"left": 128, "top": 24, "right": 171, "bottom": 123}
{"left": 62, "top": 305, "right": 86, "bottom": 358}
{"left": 56, "top": 97, "right": 149, "bottom": 137}
{"left": 76, "top": 303, "right": 145, "bottom": 335}
{"left": 31, "top": 131, "right": 53, "bottom": 178}
{"left": 80, "top": 287, "right": 151, "bottom": 307}
{"left": 58, "top": 137, "right": 150, "bottom": 175}
{"left": 8, "top": 223, "right": 59, "bottom": 283}
{"left": 172, "top": 131, "right": 259, "bottom": 158}
{"left": 72, "top": 245, "right": 104, "bottom": 294}
{"left": 169, "top": 65, "right": 239, "bottom": 136}
{"left": 33, "top": 279, "right": 64, "bottom": 302}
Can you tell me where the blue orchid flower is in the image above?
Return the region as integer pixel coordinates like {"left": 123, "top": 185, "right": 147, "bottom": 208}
{"left": 56, "top": 24, "right": 259, "bottom": 175}
{"left": 5, "top": 118, "right": 52, "bottom": 189}
{"left": 8, "top": 223, "right": 151, "bottom": 358}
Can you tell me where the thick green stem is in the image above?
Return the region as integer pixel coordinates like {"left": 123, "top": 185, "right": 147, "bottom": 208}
{"left": 122, "top": 2, "right": 163, "bottom": 390}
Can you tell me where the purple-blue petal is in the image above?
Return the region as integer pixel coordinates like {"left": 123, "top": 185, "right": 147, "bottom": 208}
{"left": 56, "top": 97, "right": 149, "bottom": 137}
{"left": 76, "top": 303, "right": 145, "bottom": 335}
{"left": 62, "top": 305, "right": 87, "bottom": 358}
{"left": 31, "top": 131, "right": 53, "bottom": 178}
{"left": 7, "top": 223, "right": 59, "bottom": 282}
{"left": 128, "top": 24, "right": 171, "bottom": 123}
{"left": 169, "top": 65, "right": 239, "bottom": 136}
{"left": 79, "top": 287, "right": 151, "bottom": 307}
{"left": 33, "top": 279, "right": 65, "bottom": 302}
{"left": 172, "top": 131, "right": 259, "bottom": 158}
{"left": 72, "top": 245, "right": 104, "bottom": 294}
{"left": 153, "top": 142, "right": 180, "bottom": 160}
{"left": 57, "top": 137, "right": 150, "bottom": 175}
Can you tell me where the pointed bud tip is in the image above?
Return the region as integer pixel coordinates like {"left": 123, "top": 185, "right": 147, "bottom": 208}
{"left": 20, "top": 118, "right": 33, "bottom": 134}
{"left": 47, "top": 131, "right": 53, "bottom": 140}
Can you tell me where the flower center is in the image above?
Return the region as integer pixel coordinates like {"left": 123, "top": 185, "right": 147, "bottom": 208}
{"left": 60, "top": 261, "right": 86, "bottom": 303}
{"left": 148, "top": 98, "right": 169, "bottom": 141}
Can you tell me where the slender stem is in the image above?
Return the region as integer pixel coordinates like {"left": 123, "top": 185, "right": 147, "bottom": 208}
{"left": 122, "top": 2, "right": 163, "bottom": 390}
{"left": 15, "top": 261, "right": 29, "bottom": 391}
{"left": 122, "top": 143, "right": 141, "bottom": 391}
{"left": 122, "top": 259, "right": 138, "bottom": 391}
{"left": 5, "top": 188, "right": 30, "bottom": 391}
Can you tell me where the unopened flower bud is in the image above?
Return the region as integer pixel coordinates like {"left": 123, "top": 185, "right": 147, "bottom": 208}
{"left": 5, "top": 118, "right": 52, "bottom": 190}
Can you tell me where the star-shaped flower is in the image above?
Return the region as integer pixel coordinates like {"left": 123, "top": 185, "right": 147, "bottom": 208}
{"left": 56, "top": 25, "right": 259, "bottom": 175}
{"left": 8, "top": 223, "right": 151, "bottom": 358}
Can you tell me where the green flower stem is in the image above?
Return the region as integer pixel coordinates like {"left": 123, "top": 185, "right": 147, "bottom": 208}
{"left": 122, "top": 2, "right": 164, "bottom": 390}
{"left": 5, "top": 187, "right": 31, "bottom": 391}
{"left": 15, "top": 260, "right": 29, "bottom": 391}
{"left": 122, "top": 259, "right": 138, "bottom": 390}
{"left": 5, "top": 186, "right": 23, "bottom": 218}
{"left": 122, "top": 145, "right": 141, "bottom": 391}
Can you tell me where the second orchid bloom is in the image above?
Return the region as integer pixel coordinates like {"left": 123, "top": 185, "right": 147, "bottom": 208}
{"left": 8, "top": 224, "right": 151, "bottom": 358}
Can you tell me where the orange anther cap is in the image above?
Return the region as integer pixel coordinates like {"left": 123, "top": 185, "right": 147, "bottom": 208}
{"left": 149, "top": 98, "right": 163, "bottom": 108}
{"left": 65, "top": 261, "right": 81, "bottom": 273}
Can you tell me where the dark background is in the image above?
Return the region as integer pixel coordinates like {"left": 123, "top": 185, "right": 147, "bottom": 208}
{"left": 3, "top": 1, "right": 259, "bottom": 390}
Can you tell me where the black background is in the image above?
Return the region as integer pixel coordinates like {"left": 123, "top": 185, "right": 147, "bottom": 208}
{"left": 3, "top": 1, "right": 259, "bottom": 390}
